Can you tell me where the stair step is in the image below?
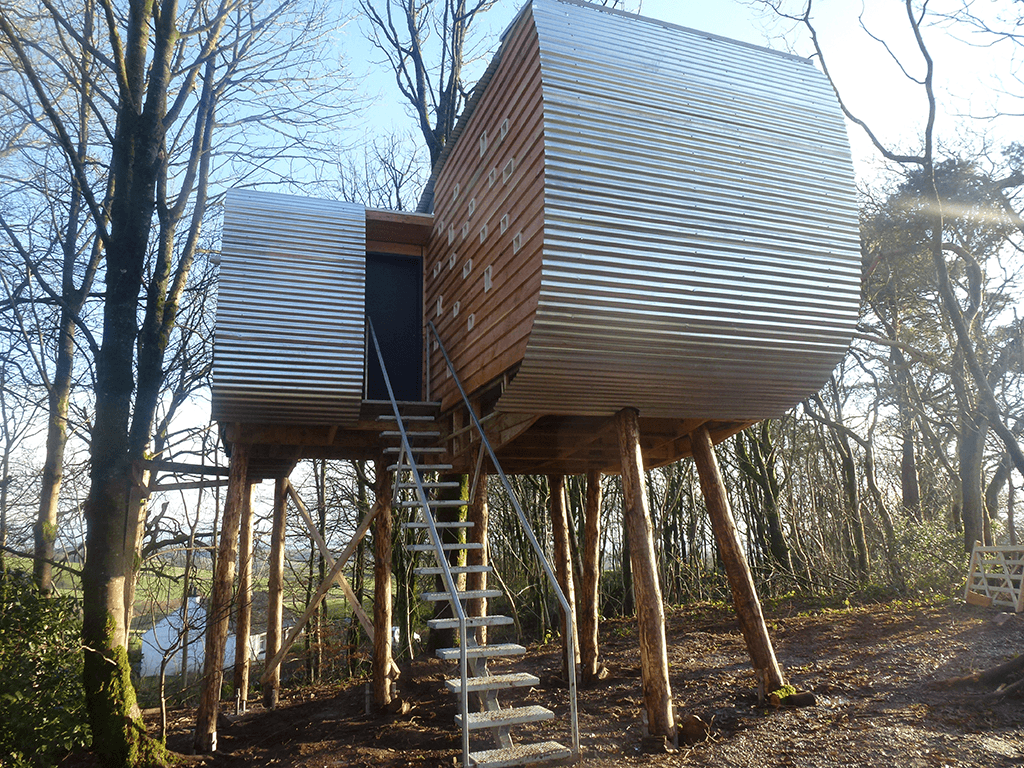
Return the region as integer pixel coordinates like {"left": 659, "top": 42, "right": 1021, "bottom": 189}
{"left": 388, "top": 463, "right": 453, "bottom": 472}
{"left": 436, "top": 643, "right": 525, "bottom": 661}
{"left": 428, "top": 614, "right": 512, "bottom": 630}
{"left": 379, "top": 430, "right": 440, "bottom": 439}
{"left": 422, "top": 589, "right": 503, "bottom": 602}
{"left": 385, "top": 446, "right": 446, "bottom": 454}
{"left": 377, "top": 414, "right": 436, "bottom": 421}
{"left": 444, "top": 672, "right": 539, "bottom": 694}
{"left": 401, "top": 521, "right": 473, "bottom": 530}
{"left": 399, "top": 498, "right": 466, "bottom": 508}
{"left": 397, "top": 480, "right": 462, "bottom": 490}
{"left": 415, "top": 565, "right": 492, "bottom": 576}
{"left": 456, "top": 705, "right": 554, "bottom": 730}
{"left": 470, "top": 741, "right": 572, "bottom": 768}
{"left": 407, "top": 542, "right": 483, "bottom": 552}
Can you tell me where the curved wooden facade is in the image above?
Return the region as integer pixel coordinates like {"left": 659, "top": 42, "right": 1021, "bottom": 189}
{"left": 212, "top": 0, "right": 860, "bottom": 477}
{"left": 425, "top": 0, "right": 859, "bottom": 421}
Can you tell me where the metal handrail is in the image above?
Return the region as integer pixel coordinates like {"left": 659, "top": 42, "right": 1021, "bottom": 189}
{"left": 425, "top": 320, "right": 581, "bottom": 759}
{"left": 366, "top": 320, "right": 471, "bottom": 767}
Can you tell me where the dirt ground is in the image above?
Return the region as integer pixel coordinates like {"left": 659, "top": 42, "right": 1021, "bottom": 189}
{"left": 123, "top": 598, "right": 1024, "bottom": 766}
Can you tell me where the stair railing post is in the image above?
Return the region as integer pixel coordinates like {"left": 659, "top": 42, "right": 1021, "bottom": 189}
{"left": 426, "top": 321, "right": 580, "bottom": 760}
{"left": 367, "top": 320, "right": 470, "bottom": 767}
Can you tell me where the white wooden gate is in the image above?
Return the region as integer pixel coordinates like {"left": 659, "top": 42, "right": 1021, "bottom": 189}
{"left": 965, "top": 543, "right": 1024, "bottom": 612}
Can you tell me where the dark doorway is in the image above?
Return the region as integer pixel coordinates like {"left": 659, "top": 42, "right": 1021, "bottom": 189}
{"left": 365, "top": 252, "right": 422, "bottom": 401}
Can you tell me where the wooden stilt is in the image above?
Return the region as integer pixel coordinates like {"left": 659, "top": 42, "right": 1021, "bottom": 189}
{"left": 615, "top": 409, "right": 675, "bottom": 742}
{"left": 233, "top": 482, "right": 255, "bottom": 711}
{"left": 549, "top": 474, "right": 580, "bottom": 678}
{"left": 264, "top": 477, "right": 287, "bottom": 710}
{"left": 466, "top": 471, "right": 490, "bottom": 645}
{"left": 372, "top": 459, "right": 394, "bottom": 710}
{"left": 579, "top": 470, "right": 602, "bottom": 683}
{"left": 194, "top": 443, "right": 249, "bottom": 753}
{"left": 691, "top": 424, "right": 785, "bottom": 696}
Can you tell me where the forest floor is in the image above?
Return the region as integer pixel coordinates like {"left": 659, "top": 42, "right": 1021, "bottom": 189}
{"left": 78, "top": 596, "right": 1024, "bottom": 767}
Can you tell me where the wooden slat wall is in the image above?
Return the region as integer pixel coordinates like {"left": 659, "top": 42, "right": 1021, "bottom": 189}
{"left": 425, "top": 10, "right": 545, "bottom": 410}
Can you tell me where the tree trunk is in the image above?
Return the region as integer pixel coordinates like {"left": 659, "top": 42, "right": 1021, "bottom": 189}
{"left": 549, "top": 475, "right": 580, "bottom": 679}
{"left": 264, "top": 478, "right": 288, "bottom": 709}
{"left": 579, "top": 470, "right": 602, "bottom": 683}
{"left": 194, "top": 444, "right": 249, "bottom": 754}
{"left": 466, "top": 472, "right": 489, "bottom": 645}
{"left": 233, "top": 482, "right": 255, "bottom": 710}
{"left": 615, "top": 409, "right": 675, "bottom": 742}
{"left": 373, "top": 459, "right": 394, "bottom": 710}
{"left": 960, "top": 410, "right": 989, "bottom": 550}
{"left": 691, "top": 425, "right": 786, "bottom": 697}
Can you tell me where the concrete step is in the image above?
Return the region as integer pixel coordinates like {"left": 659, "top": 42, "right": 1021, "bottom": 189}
{"left": 436, "top": 643, "right": 525, "bottom": 661}
{"left": 422, "top": 588, "right": 502, "bottom": 602}
{"left": 428, "top": 615, "right": 512, "bottom": 630}
{"left": 407, "top": 542, "right": 482, "bottom": 553}
{"left": 456, "top": 705, "right": 554, "bottom": 730}
{"left": 470, "top": 741, "right": 572, "bottom": 768}
{"left": 444, "top": 672, "right": 539, "bottom": 694}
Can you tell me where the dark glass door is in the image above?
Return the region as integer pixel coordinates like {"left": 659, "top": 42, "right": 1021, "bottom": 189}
{"left": 365, "top": 252, "right": 422, "bottom": 401}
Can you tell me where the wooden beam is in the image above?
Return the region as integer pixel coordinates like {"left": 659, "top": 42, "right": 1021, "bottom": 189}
{"left": 372, "top": 459, "right": 394, "bottom": 709}
{"left": 259, "top": 495, "right": 379, "bottom": 685}
{"left": 691, "top": 424, "right": 785, "bottom": 696}
{"left": 233, "top": 482, "right": 256, "bottom": 709}
{"left": 549, "top": 474, "right": 580, "bottom": 680}
{"left": 139, "top": 459, "right": 230, "bottom": 476}
{"left": 615, "top": 409, "right": 676, "bottom": 742}
{"left": 195, "top": 444, "right": 249, "bottom": 754}
{"left": 150, "top": 479, "right": 229, "bottom": 493}
{"left": 579, "top": 470, "right": 602, "bottom": 683}
{"left": 264, "top": 478, "right": 287, "bottom": 709}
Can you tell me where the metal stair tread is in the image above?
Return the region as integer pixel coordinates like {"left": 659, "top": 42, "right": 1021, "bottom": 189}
{"left": 469, "top": 741, "right": 572, "bottom": 768}
{"left": 401, "top": 520, "right": 474, "bottom": 529}
{"left": 397, "top": 480, "right": 462, "bottom": 489}
{"left": 415, "top": 565, "right": 491, "bottom": 576}
{"left": 379, "top": 430, "right": 440, "bottom": 438}
{"left": 422, "top": 588, "right": 502, "bottom": 602}
{"left": 407, "top": 542, "right": 482, "bottom": 552}
{"left": 444, "top": 672, "right": 539, "bottom": 693}
{"left": 428, "top": 615, "right": 512, "bottom": 630}
{"left": 436, "top": 643, "right": 526, "bottom": 661}
{"left": 388, "top": 463, "right": 453, "bottom": 472}
{"left": 384, "top": 445, "right": 446, "bottom": 453}
{"left": 456, "top": 705, "right": 554, "bottom": 730}
{"left": 400, "top": 498, "right": 467, "bottom": 507}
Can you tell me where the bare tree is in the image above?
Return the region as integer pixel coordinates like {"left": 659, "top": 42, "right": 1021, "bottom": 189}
{"left": 0, "top": 0, "right": 354, "bottom": 762}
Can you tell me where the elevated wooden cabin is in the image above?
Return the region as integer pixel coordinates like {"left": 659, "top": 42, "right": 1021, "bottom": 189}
{"left": 213, "top": 0, "right": 859, "bottom": 478}
{"left": 200, "top": 0, "right": 861, "bottom": 759}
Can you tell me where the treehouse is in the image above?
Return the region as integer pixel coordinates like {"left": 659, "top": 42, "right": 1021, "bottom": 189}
{"left": 196, "top": 0, "right": 860, "bottom": 764}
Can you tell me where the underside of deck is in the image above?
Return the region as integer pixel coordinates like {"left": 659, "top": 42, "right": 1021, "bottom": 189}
{"left": 222, "top": 398, "right": 752, "bottom": 480}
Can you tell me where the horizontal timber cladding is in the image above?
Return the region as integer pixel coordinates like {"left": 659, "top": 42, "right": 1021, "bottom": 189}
{"left": 212, "top": 189, "right": 366, "bottom": 425}
{"left": 425, "top": 6, "right": 546, "bottom": 410}
{"left": 493, "top": 0, "right": 861, "bottom": 420}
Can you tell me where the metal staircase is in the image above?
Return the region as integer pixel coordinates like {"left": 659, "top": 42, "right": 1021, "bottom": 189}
{"left": 367, "top": 321, "right": 579, "bottom": 768}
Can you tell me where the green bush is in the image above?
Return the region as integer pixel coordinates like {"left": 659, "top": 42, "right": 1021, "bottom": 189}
{"left": 0, "top": 568, "right": 90, "bottom": 767}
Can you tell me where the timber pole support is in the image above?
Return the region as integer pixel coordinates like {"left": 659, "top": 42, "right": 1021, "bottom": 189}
{"left": 372, "top": 458, "right": 394, "bottom": 710}
{"left": 580, "top": 470, "right": 603, "bottom": 683}
{"left": 233, "top": 481, "right": 256, "bottom": 712}
{"left": 614, "top": 409, "right": 676, "bottom": 744}
{"left": 549, "top": 474, "right": 580, "bottom": 679}
{"left": 194, "top": 442, "right": 249, "bottom": 753}
{"left": 691, "top": 424, "right": 786, "bottom": 697}
{"left": 264, "top": 477, "right": 288, "bottom": 709}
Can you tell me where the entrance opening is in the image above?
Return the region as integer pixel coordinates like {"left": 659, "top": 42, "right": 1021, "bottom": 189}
{"left": 365, "top": 252, "right": 422, "bottom": 401}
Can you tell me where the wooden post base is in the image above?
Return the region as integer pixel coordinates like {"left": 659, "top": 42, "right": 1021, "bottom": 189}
{"left": 691, "top": 424, "right": 785, "bottom": 695}
{"left": 615, "top": 408, "right": 676, "bottom": 741}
